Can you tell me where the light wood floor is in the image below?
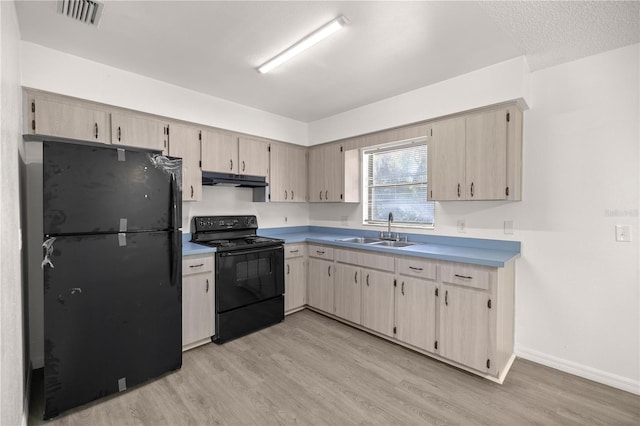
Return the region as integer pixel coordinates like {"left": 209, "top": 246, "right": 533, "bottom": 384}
{"left": 30, "top": 309, "right": 639, "bottom": 425}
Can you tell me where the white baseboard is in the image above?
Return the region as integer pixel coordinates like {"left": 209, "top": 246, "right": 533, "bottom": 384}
{"left": 515, "top": 346, "right": 640, "bottom": 395}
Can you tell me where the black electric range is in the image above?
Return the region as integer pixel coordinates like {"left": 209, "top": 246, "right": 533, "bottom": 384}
{"left": 191, "top": 215, "right": 284, "bottom": 343}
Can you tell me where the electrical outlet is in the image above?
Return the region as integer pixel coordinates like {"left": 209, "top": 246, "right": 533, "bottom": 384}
{"left": 457, "top": 219, "right": 466, "bottom": 233}
{"left": 504, "top": 220, "right": 514, "bottom": 235}
{"left": 616, "top": 225, "right": 631, "bottom": 242}
{"left": 284, "top": 216, "right": 288, "bottom": 223}
{"left": 340, "top": 216, "right": 349, "bottom": 226}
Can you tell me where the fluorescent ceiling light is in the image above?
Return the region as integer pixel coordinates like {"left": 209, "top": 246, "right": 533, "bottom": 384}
{"left": 257, "top": 16, "right": 349, "bottom": 74}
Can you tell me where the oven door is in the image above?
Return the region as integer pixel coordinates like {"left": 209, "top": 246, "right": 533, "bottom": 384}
{"left": 215, "top": 245, "right": 284, "bottom": 313}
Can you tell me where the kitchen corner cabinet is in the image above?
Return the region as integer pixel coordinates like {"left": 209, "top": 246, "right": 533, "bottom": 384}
{"left": 269, "top": 143, "right": 308, "bottom": 202}
{"left": 28, "top": 96, "right": 110, "bottom": 144}
{"left": 307, "top": 245, "right": 335, "bottom": 313}
{"left": 308, "top": 143, "right": 359, "bottom": 203}
{"left": 182, "top": 254, "right": 215, "bottom": 351}
{"left": 428, "top": 104, "right": 523, "bottom": 201}
{"left": 168, "top": 123, "right": 202, "bottom": 201}
{"left": 284, "top": 244, "right": 306, "bottom": 313}
{"left": 111, "top": 112, "right": 168, "bottom": 153}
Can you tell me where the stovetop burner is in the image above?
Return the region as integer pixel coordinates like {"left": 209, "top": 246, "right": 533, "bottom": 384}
{"left": 190, "top": 215, "right": 283, "bottom": 252}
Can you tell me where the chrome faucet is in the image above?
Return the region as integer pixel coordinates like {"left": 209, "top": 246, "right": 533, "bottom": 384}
{"left": 388, "top": 212, "right": 393, "bottom": 238}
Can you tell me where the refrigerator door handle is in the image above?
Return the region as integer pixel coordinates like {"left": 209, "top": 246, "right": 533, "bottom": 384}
{"left": 171, "top": 231, "right": 182, "bottom": 289}
{"left": 170, "top": 172, "right": 181, "bottom": 231}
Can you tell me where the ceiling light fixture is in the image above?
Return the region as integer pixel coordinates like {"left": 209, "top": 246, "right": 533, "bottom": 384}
{"left": 257, "top": 16, "right": 349, "bottom": 74}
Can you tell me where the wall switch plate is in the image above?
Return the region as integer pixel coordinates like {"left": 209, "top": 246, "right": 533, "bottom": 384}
{"left": 457, "top": 219, "right": 466, "bottom": 233}
{"left": 504, "top": 220, "right": 514, "bottom": 235}
{"left": 616, "top": 225, "right": 632, "bottom": 242}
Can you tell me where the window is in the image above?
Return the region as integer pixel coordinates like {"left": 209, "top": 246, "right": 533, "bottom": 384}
{"left": 363, "top": 139, "right": 435, "bottom": 228}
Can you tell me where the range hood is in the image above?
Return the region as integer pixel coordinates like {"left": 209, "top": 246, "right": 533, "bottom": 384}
{"left": 202, "top": 172, "right": 268, "bottom": 188}
{"left": 201, "top": 171, "right": 269, "bottom": 202}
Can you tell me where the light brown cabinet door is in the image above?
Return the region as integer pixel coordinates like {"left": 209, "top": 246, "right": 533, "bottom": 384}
{"left": 323, "top": 144, "right": 344, "bottom": 202}
{"left": 239, "top": 137, "right": 268, "bottom": 177}
{"left": 307, "top": 258, "right": 334, "bottom": 313}
{"left": 438, "top": 284, "right": 490, "bottom": 372}
{"left": 182, "top": 272, "right": 214, "bottom": 347}
{"left": 361, "top": 269, "right": 395, "bottom": 337}
{"left": 168, "top": 123, "right": 202, "bottom": 201}
{"left": 111, "top": 112, "right": 167, "bottom": 152}
{"left": 465, "top": 109, "right": 508, "bottom": 200}
{"left": 308, "top": 146, "right": 325, "bottom": 202}
{"left": 201, "top": 129, "right": 237, "bottom": 174}
{"left": 427, "top": 117, "right": 466, "bottom": 200}
{"left": 395, "top": 277, "right": 437, "bottom": 351}
{"left": 268, "top": 143, "right": 289, "bottom": 202}
{"left": 285, "top": 257, "right": 306, "bottom": 312}
{"left": 290, "top": 146, "right": 308, "bottom": 202}
{"left": 334, "top": 264, "right": 361, "bottom": 324}
{"left": 32, "top": 98, "right": 110, "bottom": 144}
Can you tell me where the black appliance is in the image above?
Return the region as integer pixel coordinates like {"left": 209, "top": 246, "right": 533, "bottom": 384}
{"left": 191, "top": 216, "right": 284, "bottom": 343}
{"left": 41, "top": 141, "right": 182, "bottom": 419}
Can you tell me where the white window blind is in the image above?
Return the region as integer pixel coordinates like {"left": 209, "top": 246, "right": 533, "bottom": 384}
{"left": 363, "top": 139, "right": 435, "bottom": 227}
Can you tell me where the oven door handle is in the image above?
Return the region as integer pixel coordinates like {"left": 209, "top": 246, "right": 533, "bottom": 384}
{"left": 218, "top": 246, "right": 283, "bottom": 257}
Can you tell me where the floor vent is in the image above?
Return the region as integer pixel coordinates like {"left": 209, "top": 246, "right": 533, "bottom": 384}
{"left": 57, "top": 0, "right": 103, "bottom": 26}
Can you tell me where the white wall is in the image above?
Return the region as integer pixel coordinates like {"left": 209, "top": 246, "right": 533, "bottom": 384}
{"left": 308, "top": 44, "right": 640, "bottom": 394}
{"left": 20, "top": 42, "right": 309, "bottom": 146}
{"left": 0, "top": 1, "right": 25, "bottom": 425}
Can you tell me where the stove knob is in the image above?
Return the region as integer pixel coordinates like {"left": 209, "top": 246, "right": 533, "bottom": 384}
{"left": 247, "top": 217, "right": 257, "bottom": 227}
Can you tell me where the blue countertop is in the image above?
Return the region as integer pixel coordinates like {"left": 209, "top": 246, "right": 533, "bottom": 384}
{"left": 183, "top": 226, "right": 521, "bottom": 267}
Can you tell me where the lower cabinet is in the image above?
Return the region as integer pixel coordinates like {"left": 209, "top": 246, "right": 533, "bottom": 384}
{"left": 334, "top": 263, "right": 362, "bottom": 324}
{"left": 284, "top": 244, "right": 306, "bottom": 313}
{"left": 361, "top": 269, "right": 395, "bottom": 337}
{"left": 395, "top": 276, "right": 437, "bottom": 352}
{"left": 307, "top": 248, "right": 335, "bottom": 314}
{"left": 182, "top": 254, "right": 215, "bottom": 351}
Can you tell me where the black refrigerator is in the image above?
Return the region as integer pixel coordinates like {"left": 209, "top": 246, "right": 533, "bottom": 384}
{"left": 41, "top": 141, "right": 182, "bottom": 419}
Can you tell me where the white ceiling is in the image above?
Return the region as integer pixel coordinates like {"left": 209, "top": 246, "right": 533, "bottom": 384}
{"left": 15, "top": 1, "right": 640, "bottom": 122}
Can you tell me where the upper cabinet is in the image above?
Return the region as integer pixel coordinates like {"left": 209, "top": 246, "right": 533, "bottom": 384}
{"left": 269, "top": 142, "right": 308, "bottom": 202}
{"left": 201, "top": 129, "right": 237, "bottom": 174}
{"left": 168, "top": 123, "right": 202, "bottom": 202}
{"left": 111, "top": 112, "right": 168, "bottom": 153}
{"left": 201, "top": 132, "right": 269, "bottom": 178}
{"left": 308, "top": 143, "right": 359, "bottom": 203}
{"left": 28, "top": 97, "right": 110, "bottom": 144}
{"left": 428, "top": 104, "right": 523, "bottom": 201}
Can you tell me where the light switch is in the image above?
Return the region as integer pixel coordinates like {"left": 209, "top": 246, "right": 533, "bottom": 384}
{"left": 457, "top": 219, "right": 466, "bottom": 233}
{"left": 615, "top": 225, "right": 632, "bottom": 242}
{"left": 504, "top": 220, "right": 514, "bottom": 235}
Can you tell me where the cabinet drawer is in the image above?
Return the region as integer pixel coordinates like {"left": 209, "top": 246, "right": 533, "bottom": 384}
{"left": 284, "top": 243, "right": 306, "bottom": 259}
{"left": 441, "top": 263, "right": 490, "bottom": 290}
{"left": 308, "top": 245, "right": 334, "bottom": 260}
{"left": 335, "top": 249, "right": 394, "bottom": 272}
{"left": 183, "top": 255, "right": 214, "bottom": 276}
{"left": 397, "top": 257, "right": 437, "bottom": 280}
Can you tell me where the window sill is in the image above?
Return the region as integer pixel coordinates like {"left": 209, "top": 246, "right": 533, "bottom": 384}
{"left": 363, "top": 222, "right": 435, "bottom": 231}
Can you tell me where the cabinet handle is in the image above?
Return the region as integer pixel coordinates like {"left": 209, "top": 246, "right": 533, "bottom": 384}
{"left": 319, "top": 191, "right": 323, "bottom": 200}
{"left": 291, "top": 190, "right": 294, "bottom": 200}
{"left": 289, "top": 249, "right": 299, "bottom": 254}
{"left": 190, "top": 185, "right": 194, "bottom": 198}
{"left": 287, "top": 264, "right": 290, "bottom": 275}
{"left": 445, "top": 290, "right": 448, "bottom": 306}
{"left": 457, "top": 183, "right": 461, "bottom": 198}
{"left": 94, "top": 123, "right": 99, "bottom": 139}
{"left": 454, "top": 274, "right": 473, "bottom": 280}
{"left": 328, "top": 265, "right": 331, "bottom": 277}
{"left": 189, "top": 263, "right": 204, "bottom": 268}
{"left": 401, "top": 281, "right": 405, "bottom": 295}
{"left": 316, "top": 250, "right": 325, "bottom": 255}
{"left": 230, "top": 159, "right": 233, "bottom": 170}
{"left": 325, "top": 190, "right": 329, "bottom": 200}
{"left": 409, "top": 266, "right": 423, "bottom": 271}
{"left": 284, "top": 190, "right": 288, "bottom": 200}
{"left": 366, "top": 274, "right": 370, "bottom": 287}
{"left": 354, "top": 271, "right": 358, "bottom": 284}
{"left": 117, "top": 126, "right": 121, "bottom": 141}
{"left": 206, "top": 279, "right": 209, "bottom": 293}
{"left": 242, "top": 161, "right": 245, "bottom": 172}
{"left": 470, "top": 182, "right": 474, "bottom": 197}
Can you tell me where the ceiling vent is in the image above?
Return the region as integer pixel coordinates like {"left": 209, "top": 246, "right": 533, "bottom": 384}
{"left": 57, "top": 0, "right": 103, "bottom": 26}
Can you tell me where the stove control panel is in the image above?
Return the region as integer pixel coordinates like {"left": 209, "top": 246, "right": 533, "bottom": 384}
{"left": 192, "top": 215, "right": 258, "bottom": 233}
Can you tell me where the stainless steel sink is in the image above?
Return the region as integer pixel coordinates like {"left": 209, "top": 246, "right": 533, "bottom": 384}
{"left": 337, "top": 237, "right": 382, "bottom": 244}
{"left": 370, "top": 240, "right": 417, "bottom": 248}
